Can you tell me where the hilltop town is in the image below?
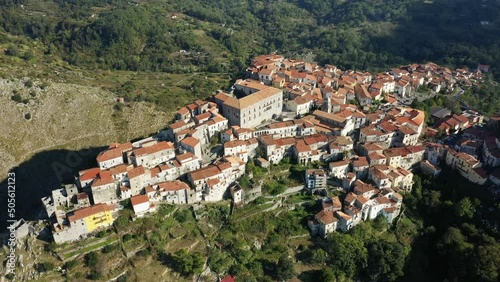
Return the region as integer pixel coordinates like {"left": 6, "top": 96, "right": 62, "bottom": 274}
{"left": 30, "top": 54, "right": 499, "bottom": 244}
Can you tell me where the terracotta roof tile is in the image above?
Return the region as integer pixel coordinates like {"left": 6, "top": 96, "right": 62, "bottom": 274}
{"left": 188, "top": 165, "right": 222, "bottom": 181}
{"left": 130, "top": 194, "right": 149, "bottom": 206}
{"left": 157, "top": 180, "right": 190, "bottom": 191}
{"left": 128, "top": 166, "right": 145, "bottom": 179}
{"left": 181, "top": 137, "right": 200, "bottom": 148}
{"left": 133, "top": 141, "right": 174, "bottom": 157}
{"left": 316, "top": 210, "right": 338, "bottom": 225}
{"left": 79, "top": 167, "right": 101, "bottom": 181}
{"left": 96, "top": 147, "right": 123, "bottom": 163}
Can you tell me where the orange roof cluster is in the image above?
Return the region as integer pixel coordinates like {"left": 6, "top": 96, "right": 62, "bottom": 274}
{"left": 384, "top": 145, "right": 424, "bottom": 158}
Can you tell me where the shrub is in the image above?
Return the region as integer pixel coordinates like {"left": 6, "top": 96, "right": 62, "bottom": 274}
{"left": 172, "top": 249, "right": 205, "bottom": 275}
{"left": 114, "top": 103, "right": 123, "bottom": 111}
{"left": 38, "top": 262, "right": 55, "bottom": 272}
{"left": 102, "top": 243, "right": 118, "bottom": 254}
{"left": 84, "top": 252, "right": 99, "bottom": 267}
{"left": 117, "top": 274, "right": 129, "bottom": 282}
{"left": 23, "top": 51, "right": 35, "bottom": 61}
{"left": 136, "top": 248, "right": 150, "bottom": 257}
{"left": 11, "top": 93, "right": 22, "bottom": 103}
{"left": 24, "top": 80, "right": 33, "bottom": 88}
{"left": 6, "top": 45, "right": 19, "bottom": 57}
{"left": 40, "top": 81, "right": 50, "bottom": 90}
{"left": 122, "top": 234, "right": 133, "bottom": 242}
{"left": 88, "top": 272, "right": 103, "bottom": 280}
{"left": 174, "top": 209, "right": 192, "bottom": 223}
{"left": 64, "top": 260, "right": 78, "bottom": 270}
{"left": 96, "top": 230, "right": 106, "bottom": 238}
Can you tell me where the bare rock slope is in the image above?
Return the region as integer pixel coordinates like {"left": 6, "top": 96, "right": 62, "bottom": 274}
{"left": 0, "top": 78, "right": 169, "bottom": 179}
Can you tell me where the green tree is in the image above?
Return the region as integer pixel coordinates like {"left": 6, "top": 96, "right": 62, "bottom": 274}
{"left": 366, "top": 240, "right": 406, "bottom": 281}
{"left": 238, "top": 174, "right": 251, "bottom": 189}
{"left": 309, "top": 248, "right": 328, "bottom": 264}
{"left": 318, "top": 268, "right": 334, "bottom": 282}
{"left": 437, "top": 227, "right": 474, "bottom": 279}
{"left": 64, "top": 260, "right": 78, "bottom": 270}
{"left": 209, "top": 249, "right": 234, "bottom": 274}
{"left": 172, "top": 249, "right": 204, "bottom": 276}
{"left": 275, "top": 255, "right": 295, "bottom": 281}
{"left": 84, "top": 252, "right": 99, "bottom": 268}
{"left": 327, "top": 233, "right": 368, "bottom": 278}
{"left": 454, "top": 197, "right": 476, "bottom": 219}
{"left": 472, "top": 244, "right": 500, "bottom": 282}
{"left": 174, "top": 209, "right": 192, "bottom": 223}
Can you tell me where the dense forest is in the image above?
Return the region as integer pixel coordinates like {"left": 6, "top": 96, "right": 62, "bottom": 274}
{"left": 0, "top": 0, "right": 499, "bottom": 281}
{"left": 1, "top": 0, "right": 499, "bottom": 114}
{"left": 1, "top": 0, "right": 500, "bottom": 75}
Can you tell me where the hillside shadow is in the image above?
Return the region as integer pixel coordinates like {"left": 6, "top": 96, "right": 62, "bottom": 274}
{"left": 0, "top": 146, "right": 106, "bottom": 231}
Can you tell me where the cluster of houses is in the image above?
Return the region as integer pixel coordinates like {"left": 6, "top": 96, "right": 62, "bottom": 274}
{"left": 41, "top": 54, "right": 496, "bottom": 243}
{"left": 420, "top": 115, "right": 500, "bottom": 185}
{"left": 309, "top": 182, "right": 403, "bottom": 237}
{"left": 246, "top": 54, "right": 486, "bottom": 117}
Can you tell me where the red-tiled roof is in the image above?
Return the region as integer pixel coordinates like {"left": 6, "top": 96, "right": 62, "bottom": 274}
{"left": 157, "top": 180, "right": 190, "bottom": 191}
{"left": 188, "top": 165, "right": 222, "bottom": 181}
{"left": 108, "top": 164, "right": 128, "bottom": 176}
{"left": 133, "top": 142, "right": 174, "bottom": 157}
{"left": 181, "top": 137, "right": 200, "bottom": 148}
{"left": 130, "top": 194, "right": 149, "bottom": 206}
{"left": 316, "top": 210, "right": 338, "bottom": 225}
{"left": 169, "top": 120, "right": 187, "bottom": 130}
{"left": 92, "top": 171, "right": 114, "bottom": 187}
{"left": 128, "top": 166, "right": 145, "bottom": 179}
{"left": 221, "top": 275, "right": 236, "bottom": 282}
{"left": 335, "top": 211, "right": 352, "bottom": 221}
{"left": 295, "top": 144, "right": 311, "bottom": 153}
{"left": 177, "top": 107, "right": 190, "bottom": 115}
{"left": 96, "top": 147, "right": 122, "bottom": 163}
{"left": 79, "top": 167, "right": 101, "bottom": 181}
{"left": 176, "top": 152, "right": 196, "bottom": 163}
